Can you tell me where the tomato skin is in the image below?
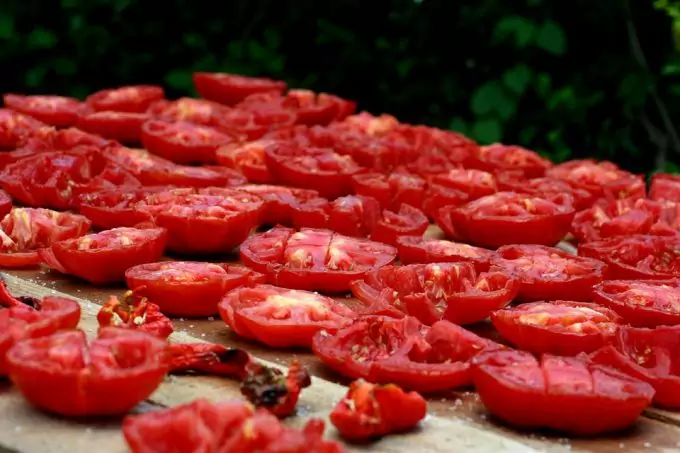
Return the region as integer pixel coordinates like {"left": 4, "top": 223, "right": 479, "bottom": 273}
{"left": 292, "top": 195, "right": 382, "bottom": 237}
{"left": 491, "top": 301, "right": 623, "bottom": 356}
{"left": 3, "top": 94, "right": 84, "bottom": 127}
{"left": 85, "top": 85, "right": 165, "bottom": 113}
{"left": 193, "top": 72, "right": 287, "bottom": 105}
{"left": 649, "top": 173, "right": 680, "bottom": 202}
{"left": 546, "top": 159, "right": 643, "bottom": 200}
{"left": 77, "top": 187, "right": 164, "bottom": 230}
{"left": 0, "top": 190, "right": 12, "bottom": 220}
{"left": 395, "top": 236, "right": 494, "bottom": 273}
{"left": 370, "top": 204, "right": 429, "bottom": 246}
{"left": 468, "top": 144, "right": 553, "bottom": 178}
{"left": 490, "top": 244, "right": 607, "bottom": 302}
{"left": 235, "top": 184, "right": 319, "bottom": 226}
{"left": 126, "top": 261, "right": 265, "bottom": 317}
{"left": 219, "top": 284, "right": 355, "bottom": 348}
{"left": 351, "top": 171, "right": 427, "bottom": 212}
{"left": 76, "top": 110, "right": 148, "bottom": 143}
{"left": 496, "top": 172, "right": 596, "bottom": 211}
{"left": 215, "top": 139, "right": 276, "bottom": 184}
{"left": 146, "top": 97, "right": 229, "bottom": 125}
{"left": 42, "top": 227, "right": 167, "bottom": 284}
{"left": 0, "top": 109, "right": 46, "bottom": 150}
{"left": 592, "top": 279, "right": 680, "bottom": 327}
{"left": 429, "top": 168, "right": 497, "bottom": 200}
{"left": 422, "top": 182, "right": 470, "bottom": 220}
{"left": 7, "top": 328, "right": 168, "bottom": 416}
{"left": 471, "top": 349, "right": 654, "bottom": 435}
{"left": 446, "top": 192, "right": 576, "bottom": 249}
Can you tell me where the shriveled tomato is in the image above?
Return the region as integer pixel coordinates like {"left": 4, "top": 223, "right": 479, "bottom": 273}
{"left": 85, "top": 85, "right": 164, "bottom": 113}
{"left": 351, "top": 171, "right": 426, "bottom": 211}
{"left": 264, "top": 142, "right": 363, "bottom": 199}
{"left": 292, "top": 195, "right": 381, "bottom": 236}
{"left": 490, "top": 244, "right": 607, "bottom": 302}
{"left": 239, "top": 90, "right": 355, "bottom": 126}
{"left": 330, "top": 379, "right": 427, "bottom": 440}
{"left": 592, "top": 279, "right": 680, "bottom": 327}
{"left": 213, "top": 108, "right": 297, "bottom": 140}
{"left": 240, "top": 359, "right": 312, "bottom": 417}
{"left": 491, "top": 301, "right": 623, "bottom": 355}
{"left": 126, "top": 261, "right": 265, "bottom": 317}
{"left": 3, "top": 94, "right": 84, "bottom": 127}
{"left": 97, "top": 290, "right": 174, "bottom": 339}
{"left": 134, "top": 187, "right": 264, "bottom": 255}
{"left": 395, "top": 236, "right": 494, "bottom": 273}
{"left": 351, "top": 262, "right": 518, "bottom": 325}
{"left": 468, "top": 144, "right": 552, "bottom": 178}
{"left": 546, "top": 159, "right": 645, "bottom": 200}
{"left": 77, "top": 187, "right": 168, "bottom": 230}
{"left": 422, "top": 182, "right": 470, "bottom": 220}
{"left": 235, "top": 184, "right": 319, "bottom": 226}
{"left": 165, "top": 342, "right": 252, "bottom": 378}
{"left": 7, "top": 327, "right": 168, "bottom": 416}
{"left": 0, "top": 208, "right": 91, "bottom": 268}
{"left": 370, "top": 204, "right": 429, "bottom": 246}
{"left": 579, "top": 234, "right": 680, "bottom": 280}
{"left": 215, "top": 139, "right": 275, "bottom": 183}
{"left": 39, "top": 226, "right": 167, "bottom": 284}
{"left": 429, "top": 168, "right": 497, "bottom": 200}
{"left": 650, "top": 173, "right": 680, "bottom": 202}
{"left": 193, "top": 72, "right": 287, "bottom": 105}
{"left": 76, "top": 110, "right": 148, "bottom": 143}
{"left": 496, "top": 172, "right": 596, "bottom": 211}
{"left": 312, "top": 316, "right": 501, "bottom": 392}
{"left": 340, "top": 112, "right": 400, "bottom": 136}
{"left": 240, "top": 226, "right": 397, "bottom": 293}
{"left": 443, "top": 192, "right": 575, "bottom": 248}
{"left": 146, "top": 97, "right": 229, "bottom": 124}
{"left": 471, "top": 349, "right": 654, "bottom": 434}
{"left": 219, "top": 284, "right": 355, "bottom": 348}
{"left": 395, "top": 125, "right": 479, "bottom": 172}
{"left": 0, "top": 109, "right": 46, "bottom": 150}
{"left": 141, "top": 120, "right": 237, "bottom": 165}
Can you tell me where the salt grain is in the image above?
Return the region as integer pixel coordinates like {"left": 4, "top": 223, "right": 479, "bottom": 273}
{"left": 207, "top": 317, "right": 215, "bottom": 321}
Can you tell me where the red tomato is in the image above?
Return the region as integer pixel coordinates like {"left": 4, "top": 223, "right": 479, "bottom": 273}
{"left": 444, "top": 192, "right": 575, "bottom": 248}
{"left": 395, "top": 236, "right": 494, "bottom": 273}
{"left": 471, "top": 349, "right": 654, "bottom": 434}
{"left": 193, "top": 72, "right": 287, "bottom": 105}
{"left": 85, "top": 85, "right": 164, "bottom": 113}
{"left": 140, "top": 120, "right": 236, "bottom": 165}
{"left": 3, "top": 94, "right": 84, "bottom": 127}
{"left": 496, "top": 172, "right": 596, "bottom": 211}
{"left": 0, "top": 208, "right": 91, "bottom": 268}
{"left": 546, "top": 159, "right": 644, "bottom": 200}
{"left": 39, "top": 226, "right": 167, "bottom": 284}
{"left": 264, "top": 142, "right": 363, "bottom": 199}
{"left": 292, "top": 195, "right": 382, "bottom": 237}
{"left": 351, "top": 171, "right": 426, "bottom": 211}
{"left": 134, "top": 187, "right": 264, "bottom": 255}
{"left": 340, "top": 112, "right": 400, "bottom": 136}
{"left": 213, "top": 108, "right": 297, "bottom": 140}
{"left": 0, "top": 109, "right": 46, "bottom": 150}
{"left": 650, "top": 173, "right": 680, "bottom": 202}
{"left": 98, "top": 291, "right": 174, "bottom": 339}
{"left": 219, "top": 284, "right": 355, "bottom": 348}
{"left": 351, "top": 262, "right": 518, "bottom": 325}
{"left": 146, "top": 97, "right": 229, "bottom": 124}
{"left": 370, "top": 204, "right": 428, "bottom": 246}
{"left": 312, "top": 316, "right": 501, "bottom": 392}
{"left": 429, "top": 168, "right": 497, "bottom": 200}
{"left": 330, "top": 379, "right": 427, "bottom": 440}
{"left": 421, "top": 182, "right": 470, "bottom": 220}
{"left": 77, "top": 187, "right": 169, "bottom": 230}
{"left": 468, "top": 144, "right": 552, "bottom": 178}
{"left": 578, "top": 234, "right": 680, "bottom": 280}
{"left": 76, "top": 110, "right": 148, "bottom": 143}
{"left": 0, "top": 190, "right": 11, "bottom": 219}
{"left": 588, "top": 325, "right": 680, "bottom": 409}
{"left": 215, "top": 139, "right": 275, "bottom": 183}
{"left": 7, "top": 327, "right": 168, "bottom": 416}
{"left": 491, "top": 301, "right": 623, "bottom": 355}
{"left": 490, "top": 244, "right": 607, "bottom": 302}
{"left": 396, "top": 124, "right": 479, "bottom": 170}
{"left": 234, "top": 184, "right": 319, "bottom": 226}
{"left": 592, "top": 279, "right": 680, "bottom": 327}
{"left": 240, "top": 226, "right": 397, "bottom": 293}
{"left": 125, "top": 261, "right": 265, "bottom": 317}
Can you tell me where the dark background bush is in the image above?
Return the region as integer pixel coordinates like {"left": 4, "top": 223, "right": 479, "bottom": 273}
{"left": 1, "top": 0, "right": 679, "bottom": 173}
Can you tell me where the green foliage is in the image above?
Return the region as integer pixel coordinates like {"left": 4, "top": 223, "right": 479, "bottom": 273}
{"left": 0, "top": 0, "right": 678, "bottom": 172}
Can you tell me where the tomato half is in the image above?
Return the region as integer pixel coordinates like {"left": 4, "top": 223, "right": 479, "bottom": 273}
{"left": 546, "top": 159, "right": 645, "bottom": 200}
{"left": 0, "top": 190, "right": 11, "bottom": 220}
{"left": 85, "top": 85, "right": 165, "bottom": 113}
{"left": 471, "top": 349, "right": 654, "bottom": 434}
{"left": 39, "top": 226, "right": 167, "bottom": 284}
{"left": 240, "top": 226, "right": 397, "bottom": 293}
{"left": 3, "top": 94, "right": 84, "bottom": 127}
{"left": 422, "top": 182, "right": 470, "bottom": 220}
{"left": 141, "top": 120, "right": 236, "bottom": 165}
{"left": 292, "top": 195, "right": 381, "bottom": 236}
{"left": 286, "top": 89, "right": 356, "bottom": 124}
{"left": 264, "top": 142, "right": 363, "bottom": 199}
{"left": 445, "top": 191, "right": 575, "bottom": 248}
{"left": 592, "top": 279, "right": 680, "bottom": 327}
{"left": 213, "top": 108, "right": 297, "bottom": 140}
{"left": 351, "top": 171, "right": 426, "bottom": 211}
{"left": 491, "top": 301, "right": 623, "bottom": 355}
{"left": 234, "top": 184, "right": 319, "bottom": 226}
{"left": 578, "top": 234, "right": 680, "bottom": 280}
{"left": 496, "top": 172, "right": 596, "bottom": 211}
{"left": 429, "top": 168, "right": 497, "bottom": 200}
{"left": 76, "top": 110, "right": 148, "bottom": 143}
{"left": 395, "top": 236, "right": 494, "bottom": 273}
{"left": 650, "top": 173, "right": 680, "bottom": 202}
{"left": 77, "top": 187, "right": 167, "bottom": 230}
{"left": 126, "top": 261, "right": 265, "bottom": 317}
{"left": 193, "top": 72, "right": 287, "bottom": 105}
{"left": 219, "top": 284, "right": 355, "bottom": 348}
{"left": 0, "top": 109, "right": 46, "bottom": 150}
{"left": 146, "top": 97, "right": 229, "bottom": 124}
{"left": 370, "top": 204, "right": 429, "bottom": 246}
{"left": 215, "top": 139, "right": 276, "bottom": 183}
{"left": 490, "top": 244, "right": 607, "bottom": 302}
{"left": 7, "top": 327, "right": 168, "bottom": 416}
{"left": 468, "top": 144, "right": 552, "bottom": 178}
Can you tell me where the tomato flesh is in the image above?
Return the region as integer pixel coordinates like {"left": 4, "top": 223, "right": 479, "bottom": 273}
{"left": 593, "top": 280, "right": 680, "bottom": 327}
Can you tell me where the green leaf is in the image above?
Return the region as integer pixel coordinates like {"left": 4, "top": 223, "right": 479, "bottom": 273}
{"left": 263, "top": 29, "right": 280, "bottom": 49}
{"left": 448, "top": 116, "right": 468, "bottom": 135}
{"left": 536, "top": 21, "right": 567, "bottom": 55}
{"left": 472, "top": 119, "right": 503, "bottom": 144}
{"left": 0, "top": 14, "right": 14, "bottom": 40}
{"left": 492, "top": 16, "right": 535, "bottom": 47}
{"left": 618, "top": 73, "right": 651, "bottom": 105}
{"left": 25, "top": 66, "right": 47, "bottom": 88}
{"left": 27, "top": 28, "right": 57, "bottom": 50}
{"left": 183, "top": 33, "right": 205, "bottom": 48}
{"left": 53, "top": 57, "right": 77, "bottom": 75}
{"left": 547, "top": 86, "right": 577, "bottom": 111}
{"left": 536, "top": 73, "right": 552, "bottom": 97}
{"left": 470, "top": 82, "right": 504, "bottom": 116}
{"left": 502, "top": 64, "right": 532, "bottom": 95}
{"left": 164, "top": 69, "right": 193, "bottom": 91}
{"left": 227, "top": 41, "right": 246, "bottom": 60}
{"left": 519, "top": 126, "right": 538, "bottom": 144}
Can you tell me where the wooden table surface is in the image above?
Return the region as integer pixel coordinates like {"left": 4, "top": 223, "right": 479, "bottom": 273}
{"left": 1, "top": 227, "right": 680, "bottom": 453}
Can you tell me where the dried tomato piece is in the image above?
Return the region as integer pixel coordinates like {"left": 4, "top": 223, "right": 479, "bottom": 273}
{"left": 240, "top": 359, "right": 311, "bottom": 418}
{"left": 166, "top": 342, "right": 252, "bottom": 379}
{"left": 97, "top": 289, "right": 174, "bottom": 339}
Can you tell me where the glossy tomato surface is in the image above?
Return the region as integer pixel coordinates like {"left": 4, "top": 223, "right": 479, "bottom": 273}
{"left": 3, "top": 94, "right": 84, "bottom": 127}
{"left": 0, "top": 109, "right": 46, "bottom": 150}
{"left": 76, "top": 110, "right": 148, "bottom": 143}
{"left": 395, "top": 236, "right": 494, "bottom": 273}
{"left": 85, "top": 85, "right": 164, "bottom": 113}
{"left": 593, "top": 279, "right": 680, "bottom": 327}
{"left": 193, "top": 72, "right": 286, "bottom": 105}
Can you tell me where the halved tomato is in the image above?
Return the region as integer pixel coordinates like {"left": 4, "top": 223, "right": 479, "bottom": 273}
{"left": 215, "top": 139, "right": 275, "bottom": 184}
{"left": 496, "top": 172, "right": 596, "bottom": 211}
{"left": 0, "top": 109, "right": 46, "bottom": 150}
{"left": 213, "top": 108, "right": 297, "bottom": 140}
{"left": 421, "top": 182, "right": 470, "bottom": 220}
{"left": 593, "top": 279, "right": 680, "bottom": 327}
{"left": 193, "top": 72, "right": 287, "bottom": 105}
{"left": 429, "top": 168, "right": 497, "bottom": 200}
{"left": 468, "top": 144, "right": 552, "bottom": 178}
{"left": 3, "top": 94, "right": 84, "bottom": 127}
{"left": 546, "top": 159, "right": 645, "bottom": 200}
{"left": 85, "top": 85, "right": 165, "bottom": 113}
{"left": 649, "top": 173, "right": 680, "bottom": 202}
{"left": 234, "top": 184, "right": 319, "bottom": 226}
{"left": 370, "top": 204, "right": 429, "bottom": 246}
{"left": 351, "top": 171, "right": 426, "bottom": 211}
{"left": 292, "top": 195, "right": 381, "bottom": 237}
{"left": 146, "top": 97, "right": 229, "bottom": 125}
{"left": 76, "top": 111, "right": 148, "bottom": 143}
{"left": 395, "top": 236, "right": 494, "bottom": 273}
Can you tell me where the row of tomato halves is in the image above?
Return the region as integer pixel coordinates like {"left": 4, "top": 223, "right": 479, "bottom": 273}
{"left": 0, "top": 73, "right": 679, "bottom": 451}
